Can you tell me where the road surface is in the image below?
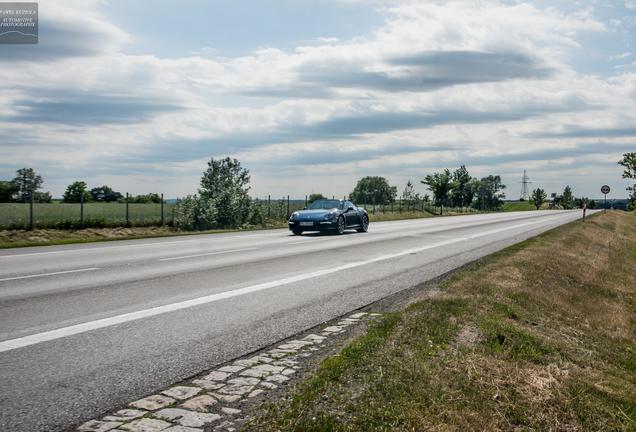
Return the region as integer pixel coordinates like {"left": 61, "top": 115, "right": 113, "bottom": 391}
{"left": 0, "top": 210, "right": 586, "bottom": 431}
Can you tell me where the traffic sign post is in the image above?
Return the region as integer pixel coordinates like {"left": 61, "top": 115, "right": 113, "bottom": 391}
{"left": 601, "top": 185, "right": 610, "bottom": 212}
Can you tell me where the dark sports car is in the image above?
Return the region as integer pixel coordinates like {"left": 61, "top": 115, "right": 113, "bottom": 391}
{"left": 288, "top": 199, "right": 369, "bottom": 235}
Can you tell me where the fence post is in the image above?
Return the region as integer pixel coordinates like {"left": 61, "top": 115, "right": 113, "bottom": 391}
{"left": 126, "top": 192, "right": 130, "bottom": 227}
{"left": 267, "top": 195, "right": 271, "bottom": 218}
{"left": 287, "top": 195, "right": 290, "bottom": 219}
{"left": 29, "top": 192, "right": 34, "bottom": 230}
{"left": 80, "top": 193, "right": 84, "bottom": 228}
{"left": 172, "top": 198, "right": 177, "bottom": 226}
{"left": 160, "top": 193, "right": 164, "bottom": 226}
{"left": 399, "top": 199, "right": 401, "bottom": 213}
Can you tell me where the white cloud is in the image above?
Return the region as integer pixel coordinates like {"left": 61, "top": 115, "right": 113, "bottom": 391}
{"left": 0, "top": 0, "right": 632, "bottom": 199}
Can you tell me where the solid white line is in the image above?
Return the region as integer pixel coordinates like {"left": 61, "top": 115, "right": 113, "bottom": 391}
{"left": 0, "top": 267, "right": 100, "bottom": 283}
{"left": 158, "top": 247, "right": 258, "bottom": 262}
{"left": 0, "top": 213, "right": 577, "bottom": 353}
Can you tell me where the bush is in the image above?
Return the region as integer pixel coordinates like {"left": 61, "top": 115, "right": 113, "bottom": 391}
{"left": 173, "top": 195, "right": 218, "bottom": 231}
{"left": 249, "top": 201, "right": 266, "bottom": 226}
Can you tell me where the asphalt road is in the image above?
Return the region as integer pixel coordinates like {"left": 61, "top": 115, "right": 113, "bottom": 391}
{"left": 0, "top": 210, "right": 588, "bottom": 431}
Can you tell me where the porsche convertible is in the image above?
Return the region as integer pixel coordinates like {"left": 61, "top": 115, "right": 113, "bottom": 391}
{"left": 288, "top": 199, "right": 369, "bottom": 235}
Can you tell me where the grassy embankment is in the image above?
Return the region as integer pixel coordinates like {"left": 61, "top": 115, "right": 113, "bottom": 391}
{"left": 503, "top": 200, "right": 540, "bottom": 211}
{"left": 252, "top": 211, "right": 636, "bottom": 431}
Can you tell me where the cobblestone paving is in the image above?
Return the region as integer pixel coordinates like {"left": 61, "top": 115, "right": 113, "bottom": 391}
{"left": 76, "top": 312, "right": 382, "bottom": 432}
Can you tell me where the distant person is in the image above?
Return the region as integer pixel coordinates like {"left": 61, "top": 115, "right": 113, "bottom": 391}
{"left": 583, "top": 202, "right": 587, "bottom": 221}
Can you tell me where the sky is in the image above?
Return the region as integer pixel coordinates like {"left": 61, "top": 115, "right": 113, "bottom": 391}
{"left": 0, "top": 0, "right": 635, "bottom": 200}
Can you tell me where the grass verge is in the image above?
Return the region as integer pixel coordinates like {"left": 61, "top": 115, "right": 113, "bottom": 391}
{"left": 250, "top": 211, "right": 636, "bottom": 431}
{"left": 0, "top": 221, "right": 289, "bottom": 249}
{"left": 0, "top": 212, "right": 441, "bottom": 249}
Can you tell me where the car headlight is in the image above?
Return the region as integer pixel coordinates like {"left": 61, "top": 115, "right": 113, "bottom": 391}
{"left": 324, "top": 212, "right": 336, "bottom": 220}
{"left": 290, "top": 212, "right": 299, "bottom": 220}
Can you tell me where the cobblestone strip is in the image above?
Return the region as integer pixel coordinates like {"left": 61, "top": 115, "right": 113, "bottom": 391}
{"left": 77, "top": 312, "right": 383, "bottom": 432}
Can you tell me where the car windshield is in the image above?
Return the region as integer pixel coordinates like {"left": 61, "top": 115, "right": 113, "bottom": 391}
{"left": 308, "top": 199, "right": 343, "bottom": 210}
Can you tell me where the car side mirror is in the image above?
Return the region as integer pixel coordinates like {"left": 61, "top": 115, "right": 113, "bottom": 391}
{"left": 303, "top": 207, "right": 307, "bottom": 210}
{"left": 347, "top": 206, "right": 354, "bottom": 211}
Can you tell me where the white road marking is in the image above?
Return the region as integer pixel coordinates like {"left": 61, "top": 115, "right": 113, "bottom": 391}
{"left": 158, "top": 247, "right": 258, "bottom": 262}
{"left": 286, "top": 238, "right": 333, "bottom": 245}
{"left": 0, "top": 213, "right": 576, "bottom": 353}
{"left": 0, "top": 267, "right": 100, "bottom": 283}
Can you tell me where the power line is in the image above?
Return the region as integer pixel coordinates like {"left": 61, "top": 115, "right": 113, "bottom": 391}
{"left": 519, "top": 169, "right": 531, "bottom": 200}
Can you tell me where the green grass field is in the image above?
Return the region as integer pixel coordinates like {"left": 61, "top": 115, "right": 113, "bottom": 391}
{"left": 502, "top": 200, "right": 537, "bottom": 211}
{"left": 0, "top": 202, "right": 176, "bottom": 229}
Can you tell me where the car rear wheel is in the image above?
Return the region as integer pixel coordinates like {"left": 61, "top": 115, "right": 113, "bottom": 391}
{"left": 336, "top": 216, "right": 345, "bottom": 235}
{"left": 357, "top": 214, "right": 369, "bottom": 232}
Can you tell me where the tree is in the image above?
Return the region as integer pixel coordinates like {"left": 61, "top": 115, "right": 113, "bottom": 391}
{"left": 308, "top": 193, "right": 326, "bottom": 204}
{"left": 199, "top": 157, "right": 251, "bottom": 228}
{"left": 421, "top": 169, "right": 452, "bottom": 208}
{"left": 350, "top": 176, "right": 397, "bottom": 205}
{"left": 574, "top": 197, "right": 594, "bottom": 209}
{"left": 90, "top": 185, "right": 122, "bottom": 202}
{"left": 401, "top": 180, "right": 421, "bottom": 207}
{"left": 450, "top": 165, "right": 475, "bottom": 207}
{"left": 33, "top": 191, "right": 52, "bottom": 203}
{"left": 0, "top": 180, "right": 17, "bottom": 202}
{"left": 561, "top": 185, "right": 574, "bottom": 209}
{"left": 618, "top": 152, "right": 636, "bottom": 209}
{"left": 63, "top": 181, "right": 91, "bottom": 203}
{"left": 11, "top": 168, "right": 43, "bottom": 202}
{"left": 473, "top": 175, "right": 506, "bottom": 210}
{"left": 530, "top": 188, "right": 547, "bottom": 210}
{"left": 130, "top": 193, "right": 161, "bottom": 204}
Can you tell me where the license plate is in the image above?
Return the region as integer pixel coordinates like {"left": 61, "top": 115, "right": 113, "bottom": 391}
{"left": 300, "top": 221, "right": 314, "bottom": 226}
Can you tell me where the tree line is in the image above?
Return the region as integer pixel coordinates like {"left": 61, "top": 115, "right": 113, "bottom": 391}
{"left": 3, "top": 152, "right": 634, "bottom": 230}
{"left": 0, "top": 168, "right": 161, "bottom": 204}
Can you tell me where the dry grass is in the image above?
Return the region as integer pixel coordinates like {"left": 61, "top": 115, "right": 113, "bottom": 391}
{"left": 250, "top": 211, "right": 636, "bottom": 431}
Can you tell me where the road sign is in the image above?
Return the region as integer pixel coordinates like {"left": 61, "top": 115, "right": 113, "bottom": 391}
{"left": 601, "top": 185, "right": 610, "bottom": 212}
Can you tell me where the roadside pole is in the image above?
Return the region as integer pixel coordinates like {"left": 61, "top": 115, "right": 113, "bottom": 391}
{"left": 267, "top": 195, "right": 271, "bottom": 219}
{"left": 160, "top": 193, "right": 164, "bottom": 226}
{"left": 80, "top": 193, "right": 84, "bottom": 228}
{"left": 286, "top": 195, "right": 290, "bottom": 219}
{"left": 582, "top": 203, "right": 587, "bottom": 222}
{"left": 305, "top": 195, "right": 307, "bottom": 208}
{"left": 29, "top": 192, "right": 33, "bottom": 231}
{"left": 125, "top": 192, "right": 130, "bottom": 227}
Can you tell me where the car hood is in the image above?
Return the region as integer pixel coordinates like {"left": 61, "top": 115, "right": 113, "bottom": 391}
{"left": 294, "top": 209, "right": 338, "bottom": 219}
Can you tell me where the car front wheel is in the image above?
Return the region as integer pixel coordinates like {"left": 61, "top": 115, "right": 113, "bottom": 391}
{"left": 292, "top": 228, "right": 302, "bottom": 236}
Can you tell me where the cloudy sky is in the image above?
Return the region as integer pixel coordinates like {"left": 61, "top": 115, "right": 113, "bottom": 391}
{"left": 1, "top": 0, "right": 635, "bottom": 200}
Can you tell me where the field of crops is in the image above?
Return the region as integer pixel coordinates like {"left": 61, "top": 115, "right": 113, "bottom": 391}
{"left": 0, "top": 203, "right": 175, "bottom": 229}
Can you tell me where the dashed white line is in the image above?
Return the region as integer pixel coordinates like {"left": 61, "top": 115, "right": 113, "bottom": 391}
{"left": 0, "top": 267, "right": 100, "bottom": 282}
{"left": 0, "top": 213, "right": 578, "bottom": 353}
{"left": 158, "top": 247, "right": 258, "bottom": 262}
